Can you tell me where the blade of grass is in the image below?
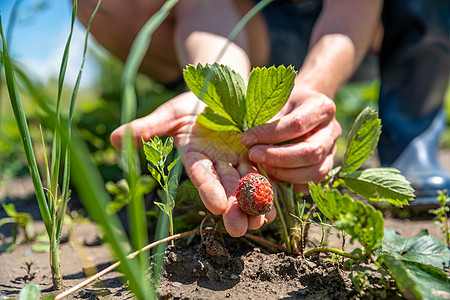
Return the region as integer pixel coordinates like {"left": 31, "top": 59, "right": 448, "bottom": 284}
{"left": 56, "top": 0, "right": 103, "bottom": 243}
{"left": 17, "top": 80, "right": 149, "bottom": 298}
{"left": 0, "top": 16, "right": 52, "bottom": 236}
{"left": 216, "top": 0, "right": 273, "bottom": 61}
{"left": 120, "top": 0, "right": 178, "bottom": 290}
{"left": 50, "top": 0, "right": 79, "bottom": 212}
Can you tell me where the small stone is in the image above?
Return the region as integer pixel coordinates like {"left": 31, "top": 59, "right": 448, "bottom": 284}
{"left": 169, "top": 281, "right": 182, "bottom": 288}
{"left": 230, "top": 274, "right": 239, "bottom": 280}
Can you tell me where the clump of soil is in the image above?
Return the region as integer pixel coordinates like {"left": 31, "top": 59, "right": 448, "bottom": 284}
{"left": 159, "top": 233, "right": 364, "bottom": 300}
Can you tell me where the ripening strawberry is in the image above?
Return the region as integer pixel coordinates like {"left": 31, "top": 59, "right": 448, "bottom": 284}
{"left": 236, "top": 173, "right": 273, "bottom": 216}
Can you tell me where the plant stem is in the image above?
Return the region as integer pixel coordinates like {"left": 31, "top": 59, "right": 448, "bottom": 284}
{"left": 303, "top": 247, "right": 360, "bottom": 260}
{"left": 258, "top": 164, "right": 290, "bottom": 252}
{"left": 50, "top": 240, "right": 62, "bottom": 290}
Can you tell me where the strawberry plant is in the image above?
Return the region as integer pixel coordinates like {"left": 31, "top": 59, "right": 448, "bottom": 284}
{"left": 183, "top": 63, "right": 450, "bottom": 299}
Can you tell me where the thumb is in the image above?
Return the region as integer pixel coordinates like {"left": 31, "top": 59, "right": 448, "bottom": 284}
{"left": 110, "top": 93, "right": 204, "bottom": 149}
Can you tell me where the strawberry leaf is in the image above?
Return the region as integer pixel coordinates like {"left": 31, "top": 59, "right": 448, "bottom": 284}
{"left": 197, "top": 107, "right": 242, "bottom": 132}
{"left": 341, "top": 106, "right": 381, "bottom": 173}
{"left": 378, "top": 254, "right": 450, "bottom": 300}
{"left": 340, "top": 167, "right": 414, "bottom": 207}
{"left": 183, "top": 63, "right": 246, "bottom": 131}
{"left": 309, "top": 182, "right": 384, "bottom": 252}
{"left": 246, "top": 65, "right": 296, "bottom": 128}
{"left": 382, "top": 228, "right": 450, "bottom": 269}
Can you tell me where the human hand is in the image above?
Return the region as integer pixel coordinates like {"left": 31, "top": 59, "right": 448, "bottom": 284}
{"left": 241, "top": 87, "right": 342, "bottom": 193}
{"left": 110, "top": 92, "right": 277, "bottom": 237}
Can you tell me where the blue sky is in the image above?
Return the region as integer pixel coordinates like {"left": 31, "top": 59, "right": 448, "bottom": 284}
{"left": 0, "top": 0, "right": 100, "bottom": 87}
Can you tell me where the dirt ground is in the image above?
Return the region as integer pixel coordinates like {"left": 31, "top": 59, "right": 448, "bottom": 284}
{"left": 0, "top": 150, "right": 449, "bottom": 299}
{"left": 0, "top": 199, "right": 445, "bottom": 300}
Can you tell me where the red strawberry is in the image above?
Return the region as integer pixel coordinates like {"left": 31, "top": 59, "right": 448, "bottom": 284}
{"left": 236, "top": 173, "right": 273, "bottom": 216}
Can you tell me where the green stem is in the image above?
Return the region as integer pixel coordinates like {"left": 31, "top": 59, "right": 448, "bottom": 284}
{"left": 258, "top": 164, "right": 290, "bottom": 252}
{"left": 50, "top": 237, "right": 62, "bottom": 290}
{"left": 50, "top": 189, "right": 62, "bottom": 290}
{"left": 165, "top": 188, "right": 174, "bottom": 237}
{"left": 303, "top": 247, "right": 360, "bottom": 260}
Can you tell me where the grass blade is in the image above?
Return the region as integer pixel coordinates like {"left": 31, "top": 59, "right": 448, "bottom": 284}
{"left": 120, "top": 0, "right": 178, "bottom": 292}
{"left": 0, "top": 16, "right": 52, "bottom": 236}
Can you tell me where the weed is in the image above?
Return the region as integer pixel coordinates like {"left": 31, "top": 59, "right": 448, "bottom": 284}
{"left": 428, "top": 190, "right": 450, "bottom": 247}
{"left": 21, "top": 259, "right": 36, "bottom": 282}
{"left": 143, "top": 135, "right": 181, "bottom": 237}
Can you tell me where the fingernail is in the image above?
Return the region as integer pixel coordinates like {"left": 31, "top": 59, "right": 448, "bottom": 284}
{"left": 241, "top": 132, "right": 257, "bottom": 146}
{"left": 249, "top": 149, "right": 265, "bottom": 163}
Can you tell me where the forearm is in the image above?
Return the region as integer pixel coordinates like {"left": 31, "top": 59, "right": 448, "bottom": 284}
{"left": 174, "top": 0, "right": 252, "bottom": 81}
{"left": 296, "top": 0, "right": 383, "bottom": 98}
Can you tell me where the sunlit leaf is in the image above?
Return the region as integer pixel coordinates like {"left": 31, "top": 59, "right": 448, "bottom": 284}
{"left": 341, "top": 106, "right": 381, "bottom": 173}
{"left": 197, "top": 107, "right": 242, "bottom": 132}
{"left": 309, "top": 183, "right": 384, "bottom": 251}
{"left": 183, "top": 63, "right": 246, "bottom": 130}
{"left": 341, "top": 168, "right": 414, "bottom": 206}
{"left": 143, "top": 139, "right": 162, "bottom": 164}
{"left": 246, "top": 65, "right": 295, "bottom": 128}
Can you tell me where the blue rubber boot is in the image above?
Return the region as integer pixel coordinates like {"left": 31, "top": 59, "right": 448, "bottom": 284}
{"left": 383, "top": 110, "right": 449, "bottom": 205}
{"left": 377, "top": 0, "right": 450, "bottom": 206}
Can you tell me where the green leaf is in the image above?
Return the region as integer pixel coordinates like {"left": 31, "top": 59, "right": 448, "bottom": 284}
{"left": 197, "top": 107, "right": 242, "bottom": 132}
{"left": 136, "top": 175, "right": 157, "bottom": 196}
{"left": 2, "top": 203, "right": 18, "bottom": 217}
{"left": 382, "top": 228, "right": 450, "bottom": 269}
{"left": 143, "top": 140, "right": 162, "bottom": 164}
{"left": 105, "top": 179, "right": 130, "bottom": 196}
{"left": 162, "top": 137, "right": 174, "bottom": 158}
{"left": 341, "top": 168, "right": 414, "bottom": 207}
{"left": 148, "top": 166, "right": 163, "bottom": 187}
{"left": 19, "top": 283, "right": 40, "bottom": 300}
{"left": 0, "top": 217, "right": 16, "bottom": 228}
{"left": 167, "top": 175, "right": 178, "bottom": 194}
{"left": 341, "top": 107, "right": 381, "bottom": 173}
{"left": 32, "top": 243, "right": 50, "bottom": 253}
{"left": 309, "top": 183, "right": 384, "bottom": 251}
{"left": 379, "top": 254, "right": 450, "bottom": 300}
{"left": 246, "top": 65, "right": 296, "bottom": 128}
{"left": 154, "top": 201, "right": 171, "bottom": 216}
{"left": 167, "top": 155, "right": 181, "bottom": 174}
{"left": 183, "top": 63, "right": 246, "bottom": 130}
{"left": 0, "top": 242, "right": 16, "bottom": 253}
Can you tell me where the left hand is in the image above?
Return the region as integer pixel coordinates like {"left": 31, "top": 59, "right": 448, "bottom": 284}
{"left": 241, "top": 87, "right": 342, "bottom": 193}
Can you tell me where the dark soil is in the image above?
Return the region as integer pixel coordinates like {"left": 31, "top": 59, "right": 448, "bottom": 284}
{"left": 0, "top": 205, "right": 444, "bottom": 300}
{"left": 159, "top": 234, "right": 356, "bottom": 300}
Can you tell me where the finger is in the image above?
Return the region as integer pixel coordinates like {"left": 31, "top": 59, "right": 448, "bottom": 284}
{"left": 264, "top": 147, "right": 336, "bottom": 184}
{"left": 214, "top": 161, "right": 240, "bottom": 199}
{"left": 265, "top": 206, "right": 277, "bottom": 224}
{"left": 247, "top": 215, "right": 265, "bottom": 230}
{"left": 183, "top": 152, "right": 228, "bottom": 215}
{"left": 247, "top": 119, "right": 341, "bottom": 168}
{"left": 110, "top": 93, "right": 204, "bottom": 149}
{"left": 223, "top": 201, "right": 248, "bottom": 237}
{"left": 241, "top": 95, "right": 336, "bottom": 147}
{"left": 237, "top": 157, "right": 258, "bottom": 177}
